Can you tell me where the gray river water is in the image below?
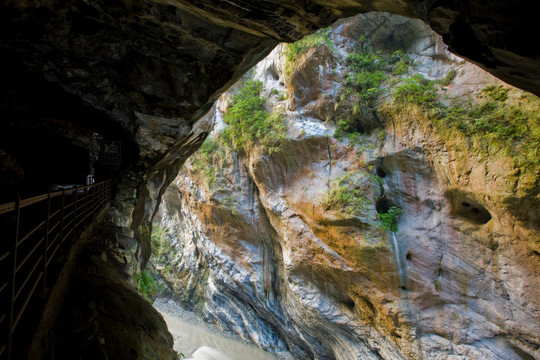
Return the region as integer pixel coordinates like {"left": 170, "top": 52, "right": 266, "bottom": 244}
{"left": 154, "top": 298, "right": 290, "bottom": 360}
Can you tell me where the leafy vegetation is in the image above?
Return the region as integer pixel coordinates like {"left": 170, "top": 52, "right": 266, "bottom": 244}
{"left": 390, "top": 50, "right": 413, "bottom": 76}
{"left": 344, "top": 50, "right": 389, "bottom": 107}
{"left": 483, "top": 84, "right": 509, "bottom": 101}
{"left": 333, "top": 49, "right": 412, "bottom": 142}
{"left": 323, "top": 172, "right": 370, "bottom": 215}
{"left": 439, "top": 68, "right": 457, "bottom": 87}
{"left": 435, "top": 93, "right": 540, "bottom": 169}
{"left": 222, "top": 80, "right": 287, "bottom": 154}
{"left": 151, "top": 224, "right": 172, "bottom": 264}
{"left": 284, "top": 27, "right": 334, "bottom": 76}
{"left": 394, "top": 74, "right": 437, "bottom": 107}
{"left": 377, "top": 206, "right": 403, "bottom": 233}
{"left": 189, "top": 136, "right": 226, "bottom": 188}
{"left": 133, "top": 224, "right": 175, "bottom": 303}
{"left": 388, "top": 64, "right": 540, "bottom": 172}
{"left": 134, "top": 269, "right": 161, "bottom": 303}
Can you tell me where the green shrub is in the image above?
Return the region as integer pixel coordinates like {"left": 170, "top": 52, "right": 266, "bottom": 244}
{"left": 436, "top": 96, "right": 540, "bottom": 169}
{"left": 189, "top": 136, "right": 226, "bottom": 188}
{"left": 394, "top": 74, "right": 437, "bottom": 107}
{"left": 344, "top": 51, "right": 389, "bottom": 107}
{"left": 134, "top": 270, "right": 160, "bottom": 303}
{"left": 346, "top": 51, "right": 386, "bottom": 72}
{"left": 483, "top": 85, "right": 509, "bottom": 101}
{"left": 222, "top": 80, "right": 287, "bottom": 154}
{"left": 284, "top": 27, "right": 334, "bottom": 76}
{"left": 323, "top": 172, "right": 370, "bottom": 215}
{"left": 333, "top": 49, "right": 414, "bottom": 142}
{"left": 389, "top": 50, "right": 412, "bottom": 75}
{"left": 439, "top": 68, "right": 457, "bottom": 86}
{"left": 151, "top": 224, "right": 169, "bottom": 263}
{"left": 377, "top": 206, "right": 403, "bottom": 233}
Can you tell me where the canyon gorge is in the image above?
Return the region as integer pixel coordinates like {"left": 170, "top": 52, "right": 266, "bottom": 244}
{"left": 0, "top": 1, "right": 539, "bottom": 360}
{"left": 153, "top": 13, "right": 540, "bottom": 360}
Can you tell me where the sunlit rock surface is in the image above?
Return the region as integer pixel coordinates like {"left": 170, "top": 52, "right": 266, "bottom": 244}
{"left": 156, "top": 13, "right": 540, "bottom": 360}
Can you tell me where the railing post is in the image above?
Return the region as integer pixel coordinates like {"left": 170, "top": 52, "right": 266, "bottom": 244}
{"left": 84, "top": 186, "right": 88, "bottom": 226}
{"left": 8, "top": 195, "right": 20, "bottom": 360}
{"left": 60, "top": 189, "right": 65, "bottom": 257}
{"left": 73, "top": 186, "right": 78, "bottom": 238}
{"left": 43, "top": 191, "right": 51, "bottom": 295}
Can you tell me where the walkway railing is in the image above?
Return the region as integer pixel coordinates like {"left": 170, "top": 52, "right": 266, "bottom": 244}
{"left": 0, "top": 179, "right": 111, "bottom": 360}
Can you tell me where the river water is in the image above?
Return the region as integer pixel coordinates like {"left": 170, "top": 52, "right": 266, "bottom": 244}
{"left": 154, "top": 298, "right": 289, "bottom": 360}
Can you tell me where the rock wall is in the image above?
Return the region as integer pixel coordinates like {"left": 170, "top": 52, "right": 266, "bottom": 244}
{"left": 156, "top": 13, "right": 540, "bottom": 360}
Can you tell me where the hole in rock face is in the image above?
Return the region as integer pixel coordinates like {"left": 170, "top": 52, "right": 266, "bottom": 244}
{"left": 376, "top": 166, "right": 387, "bottom": 178}
{"left": 353, "top": 121, "right": 365, "bottom": 134}
{"left": 343, "top": 298, "right": 355, "bottom": 309}
{"left": 268, "top": 64, "right": 280, "bottom": 81}
{"left": 405, "top": 252, "right": 412, "bottom": 260}
{"left": 450, "top": 192, "right": 492, "bottom": 225}
{"left": 376, "top": 197, "right": 392, "bottom": 214}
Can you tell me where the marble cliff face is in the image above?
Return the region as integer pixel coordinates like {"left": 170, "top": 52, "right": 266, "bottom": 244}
{"left": 155, "top": 13, "right": 540, "bottom": 360}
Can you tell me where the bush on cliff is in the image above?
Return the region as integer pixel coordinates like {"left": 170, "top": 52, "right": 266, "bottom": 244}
{"left": 284, "top": 27, "right": 334, "bottom": 76}
{"left": 222, "top": 80, "right": 286, "bottom": 154}
{"left": 189, "top": 136, "right": 225, "bottom": 188}
{"left": 323, "top": 172, "right": 370, "bottom": 216}
{"left": 377, "top": 206, "right": 403, "bottom": 233}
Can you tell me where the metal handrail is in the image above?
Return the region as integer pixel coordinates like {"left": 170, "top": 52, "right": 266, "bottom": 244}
{"left": 0, "top": 179, "right": 111, "bottom": 360}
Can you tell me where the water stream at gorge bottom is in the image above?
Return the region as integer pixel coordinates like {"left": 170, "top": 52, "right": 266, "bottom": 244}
{"left": 154, "top": 298, "right": 288, "bottom": 360}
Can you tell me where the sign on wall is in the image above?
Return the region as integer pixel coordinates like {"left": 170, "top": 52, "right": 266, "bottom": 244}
{"left": 102, "top": 140, "right": 121, "bottom": 165}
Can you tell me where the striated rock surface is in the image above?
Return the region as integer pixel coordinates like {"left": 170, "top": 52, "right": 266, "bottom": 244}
{"left": 156, "top": 13, "right": 540, "bottom": 360}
